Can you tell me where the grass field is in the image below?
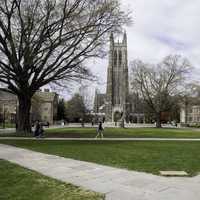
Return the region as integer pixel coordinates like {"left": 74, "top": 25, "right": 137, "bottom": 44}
{"left": 2, "top": 127, "right": 200, "bottom": 138}
{"left": 44, "top": 127, "right": 200, "bottom": 138}
{"left": 0, "top": 159, "right": 103, "bottom": 200}
{"left": 0, "top": 122, "right": 15, "bottom": 128}
{"left": 1, "top": 140, "right": 200, "bottom": 176}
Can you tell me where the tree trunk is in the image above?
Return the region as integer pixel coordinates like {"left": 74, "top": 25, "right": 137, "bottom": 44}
{"left": 17, "top": 95, "right": 32, "bottom": 134}
{"left": 156, "top": 112, "right": 162, "bottom": 128}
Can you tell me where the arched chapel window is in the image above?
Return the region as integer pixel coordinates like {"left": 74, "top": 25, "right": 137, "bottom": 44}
{"left": 119, "top": 50, "right": 122, "bottom": 66}
{"left": 114, "top": 50, "right": 117, "bottom": 65}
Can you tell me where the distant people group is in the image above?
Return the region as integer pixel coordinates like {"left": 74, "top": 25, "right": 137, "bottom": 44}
{"left": 33, "top": 118, "right": 105, "bottom": 139}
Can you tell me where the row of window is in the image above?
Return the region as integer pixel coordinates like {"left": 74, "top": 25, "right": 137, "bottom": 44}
{"left": 188, "top": 107, "right": 200, "bottom": 114}
{"left": 187, "top": 115, "right": 200, "bottom": 122}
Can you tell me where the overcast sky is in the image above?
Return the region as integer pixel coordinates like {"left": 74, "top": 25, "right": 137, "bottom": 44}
{"left": 61, "top": 0, "right": 200, "bottom": 99}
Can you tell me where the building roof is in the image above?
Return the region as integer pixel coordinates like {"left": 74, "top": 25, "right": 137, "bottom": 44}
{"left": 35, "top": 91, "right": 58, "bottom": 102}
{"left": 0, "top": 90, "right": 17, "bottom": 101}
{"left": 0, "top": 88, "right": 58, "bottom": 103}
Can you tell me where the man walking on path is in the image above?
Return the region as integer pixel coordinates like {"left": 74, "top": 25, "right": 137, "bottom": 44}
{"left": 95, "top": 121, "right": 104, "bottom": 139}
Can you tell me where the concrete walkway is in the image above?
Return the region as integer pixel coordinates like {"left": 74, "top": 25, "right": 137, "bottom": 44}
{"left": 0, "top": 144, "right": 200, "bottom": 200}
{"left": 1, "top": 137, "right": 200, "bottom": 141}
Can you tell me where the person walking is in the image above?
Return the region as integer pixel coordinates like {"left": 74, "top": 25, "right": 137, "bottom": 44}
{"left": 38, "top": 122, "right": 44, "bottom": 138}
{"left": 80, "top": 118, "right": 84, "bottom": 128}
{"left": 34, "top": 120, "right": 40, "bottom": 137}
{"left": 91, "top": 119, "right": 94, "bottom": 126}
{"left": 34, "top": 120, "right": 44, "bottom": 138}
{"left": 95, "top": 121, "right": 104, "bottom": 139}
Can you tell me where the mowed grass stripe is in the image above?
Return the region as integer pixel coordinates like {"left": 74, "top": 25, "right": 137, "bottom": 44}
{"left": 45, "top": 127, "right": 200, "bottom": 138}
{"left": 2, "top": 127, "right": 200, "bottom": 138}
{"left": 1, "top": 140, "right": 200, "bottom": 176}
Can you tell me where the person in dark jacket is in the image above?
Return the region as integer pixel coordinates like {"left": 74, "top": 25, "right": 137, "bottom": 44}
{"left": 95, "top": 121, "right": 104, "bottom": 139}
{"left": 38, "top": 122, "right": 44, "bottom": 137}
{"left": 34, "top": 120, "right": 44, "bottom": 138}
{"left": 34, "top": 120, "right": 40, "bottom": 137}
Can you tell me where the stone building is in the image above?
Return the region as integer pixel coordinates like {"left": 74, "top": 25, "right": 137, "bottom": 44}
{"left": 0, "top": 89, "right": 58, "bottom": 125}
{"left": 180, "top": 97, "right": 200, "bottom": 125}
{"left": 0, "top": 90, "right": 18, "bottom": 123}
{"left": 31, "top": 89, "right": 58, "bottom": 124}
{"left": 93, "top": 33, "right": 145, "bottom": 123}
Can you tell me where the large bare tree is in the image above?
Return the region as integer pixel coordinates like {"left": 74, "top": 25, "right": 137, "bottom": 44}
{"left": 0, "top": 0, "right": 130, "bottom": 132}
{"left": 131, "top": 55, "right": 191, "bottom": 128}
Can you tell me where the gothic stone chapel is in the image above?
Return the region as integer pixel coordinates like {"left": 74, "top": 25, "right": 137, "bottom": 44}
{"left": 93, "top": 32, "right": 145, "bottom": 123}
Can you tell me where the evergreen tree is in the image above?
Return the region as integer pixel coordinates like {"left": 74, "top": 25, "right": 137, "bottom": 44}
{"left": 57, "top": 99, "right": 66, "bottom": 120}
{"left": 65, "top": 94, "right": 87, "bottom": 122}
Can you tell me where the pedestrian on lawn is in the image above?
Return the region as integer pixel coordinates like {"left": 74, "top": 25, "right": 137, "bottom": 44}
{"left": 95, "top": 121, "right": 104, "bottom": 139}
{"left": 38, "top": 122, "right": 44, "bottom": 137}
{"left": 34, "top": 120, "right": 40, "bottom": 137}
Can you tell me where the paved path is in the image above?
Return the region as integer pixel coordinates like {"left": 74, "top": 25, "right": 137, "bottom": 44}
{"left": 1, "top": 137, "right": 200, "bottom": 141}
{"left": 0, "top": 144, "right": 200, "bottom": 200}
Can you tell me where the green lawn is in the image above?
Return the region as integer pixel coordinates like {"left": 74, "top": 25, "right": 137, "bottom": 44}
{"left": 0, "top": 122, "right": 16, "bottom": 128}
{"left": 44, "top": 127, "right": 200, "bottom": 138}
{"left": 1, "top": 140, "right": 200, "bottom": 176}
{"left": 0, "top": 159, "right": 103, "bottom": 200}
{"left": 2, "top": 127, "right": 200, "bottom": 138}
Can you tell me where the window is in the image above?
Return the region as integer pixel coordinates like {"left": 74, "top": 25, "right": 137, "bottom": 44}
{"left": 114, "top": 50, "right": 117, "bottom": 65}
{"left": 119, "top": 50, "right": 122, "bottom": 66}
{"left": 188, "top": 117, "right": 192, "bottom": 122}
{"left": 194, "top": 108, "right": 198, "bottom": 114}
{"left": 188, "top": 108, "right": 193, "bottom": 113}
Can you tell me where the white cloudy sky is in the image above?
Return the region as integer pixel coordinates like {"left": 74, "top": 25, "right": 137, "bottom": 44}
{"left": 60, "top": 0, "right": 200, "bottom": 99}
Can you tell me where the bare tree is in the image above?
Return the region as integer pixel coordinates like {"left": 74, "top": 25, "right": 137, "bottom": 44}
{"left": 0, "top": 0, "right": 131, "bottom": 132}
{"left": 131, "top": 55, "right": 191, "bottom": 128}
